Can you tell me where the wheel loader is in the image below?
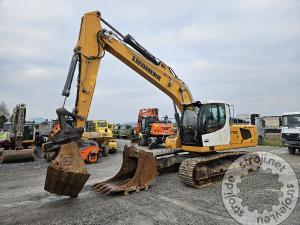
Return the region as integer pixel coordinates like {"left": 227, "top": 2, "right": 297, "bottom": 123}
{"left": 83, "top": 120, "right": 117, "bottom": 154}
{"left": 0, "top": 104, "right": 35, "bottom": 163}
{"left": 44, "top": 11, "right": 258, "bottom": 197}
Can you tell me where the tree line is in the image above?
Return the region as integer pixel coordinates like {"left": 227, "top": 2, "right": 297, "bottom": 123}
{"left": 0, "top": 102, "right": 10, "bottom": 129}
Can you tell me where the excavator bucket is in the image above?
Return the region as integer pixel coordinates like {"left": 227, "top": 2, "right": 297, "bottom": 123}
{"left": 92, "top": 145, "right": 158, "bottom": 195}
{"left": 1, "top": 148, "right": 34, "bottom": 163}
{"left": 44, "top": 142, "right": 90, "bottom": 197}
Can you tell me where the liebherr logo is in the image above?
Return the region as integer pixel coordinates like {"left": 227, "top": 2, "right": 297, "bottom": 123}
{"left": 132, "top": 55, "right": 161, "bottom": 81}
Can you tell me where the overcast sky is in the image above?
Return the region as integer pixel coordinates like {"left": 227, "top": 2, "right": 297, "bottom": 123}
{"left": 0, "top": 0, "right": 299, "bottom": 123}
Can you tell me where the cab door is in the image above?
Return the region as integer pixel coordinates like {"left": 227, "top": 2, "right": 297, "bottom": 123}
{"left": 200, "top": 103, "right": 230, "bottom": 146}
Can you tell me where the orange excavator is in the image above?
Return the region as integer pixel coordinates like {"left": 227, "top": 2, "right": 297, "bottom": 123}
{"left": 136, "top": 108, "right": 174, "bottom": 149}
{"left": 44, "top": 11, "right": 258, "bottom": 197}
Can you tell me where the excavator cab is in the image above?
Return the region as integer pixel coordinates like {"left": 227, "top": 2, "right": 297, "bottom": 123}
{"left": 141, "top": 117, "right": 156, "bottom": 133}
{"left": 181, "top": 101, "right": 230, "bottom": 149}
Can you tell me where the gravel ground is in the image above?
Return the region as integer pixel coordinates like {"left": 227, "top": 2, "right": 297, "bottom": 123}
{"left": 0, "top": 140, "right": 299, "bottom": 225}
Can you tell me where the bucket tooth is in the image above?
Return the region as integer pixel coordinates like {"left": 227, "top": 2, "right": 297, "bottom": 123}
{"left": 92, "top": 145, "right": 158, "bottom": 195}
{"left": 44, "top": 142, "right": 90, "bottom": 197}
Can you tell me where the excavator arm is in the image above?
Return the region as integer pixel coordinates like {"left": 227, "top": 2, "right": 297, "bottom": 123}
{"left": 62, "top": 11, "right": 192, "bottom": 129}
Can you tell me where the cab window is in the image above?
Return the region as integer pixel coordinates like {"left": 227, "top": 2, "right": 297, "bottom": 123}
{"left": 142, "top": 118, "right": 146, "bottom": 129}
{"left": 219, "top": 104, "right": 226, "bottom": 127}
{"left": 97, "top": 121, "right": 107, "bottom": 127}
{"left": 201, "top": 103, "right": 226, "bottom": 134}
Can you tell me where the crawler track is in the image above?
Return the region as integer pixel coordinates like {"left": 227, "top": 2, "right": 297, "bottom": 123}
{"left": 179, "top": 151, "right": 250, "bottom": 188}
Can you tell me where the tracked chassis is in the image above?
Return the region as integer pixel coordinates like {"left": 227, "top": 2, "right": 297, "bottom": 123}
{"left": 92, "top": 145, "right": 253, "bottom": 196}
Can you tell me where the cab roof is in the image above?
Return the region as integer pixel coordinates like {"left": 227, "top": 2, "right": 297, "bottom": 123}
{"left": 283, "top": 112, "right": 300, "bottom": 116}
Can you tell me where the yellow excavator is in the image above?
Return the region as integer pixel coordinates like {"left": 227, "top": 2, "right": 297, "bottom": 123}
{"left": 0, "top": 104, "right": 35, "bottom": 163}
{"left": 44, "top": 11, "right": 257, "bottom": 197}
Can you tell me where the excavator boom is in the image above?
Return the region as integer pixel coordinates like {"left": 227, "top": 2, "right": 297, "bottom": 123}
{"left": 72, "top": 12, "right": 192, "bottom": 129}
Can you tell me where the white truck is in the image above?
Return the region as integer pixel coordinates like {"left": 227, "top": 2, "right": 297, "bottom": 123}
{"left": 282, "top": 112, "right": 300, "bottom": 154}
